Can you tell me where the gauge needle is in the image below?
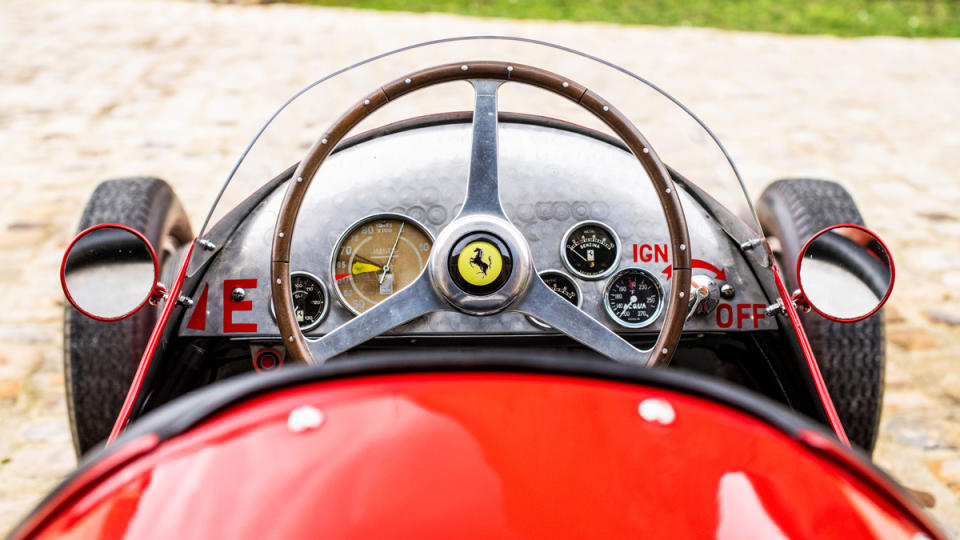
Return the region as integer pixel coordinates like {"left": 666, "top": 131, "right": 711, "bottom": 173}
{"left": 380, "top": 222, "right": 404, "bottom": 284}
{"left": 335, "top": 256, "right": 383, "bottom": 280}
{"left": 568, "top": 248, "right": 589, "bottom": 262}
{"left": 619, "top": 301, "right": 635, "bottom": 318}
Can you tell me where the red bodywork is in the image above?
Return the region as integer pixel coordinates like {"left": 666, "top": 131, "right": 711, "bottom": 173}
{"left": 14, "top": 373, "right": 941, "bottom": 539}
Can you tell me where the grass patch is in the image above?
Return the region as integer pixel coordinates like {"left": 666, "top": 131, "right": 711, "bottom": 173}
{"left": 300, "top": 0, "right": 960, "bottom": 37}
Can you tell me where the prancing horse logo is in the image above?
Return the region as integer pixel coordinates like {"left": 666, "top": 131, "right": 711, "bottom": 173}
{"left": 469, "top": 247, "right": 493, "bottom": 277}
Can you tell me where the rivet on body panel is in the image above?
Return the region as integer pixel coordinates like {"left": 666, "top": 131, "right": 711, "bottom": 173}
{"left": 288, "top": 405, "right": 324, "bottom": 433}
{"left": 638, "top": 398, "right": 675, "bottom": 425}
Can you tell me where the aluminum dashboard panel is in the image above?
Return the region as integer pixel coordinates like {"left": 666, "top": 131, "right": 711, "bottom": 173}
{"left": 181, "top": 122, "right": 775, "bottom": 337}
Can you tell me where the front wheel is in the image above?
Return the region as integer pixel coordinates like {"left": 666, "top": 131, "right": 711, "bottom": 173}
{"left": 64, "top": 177, "right": 192, "bottom": 456}
{"left": 757, "top": 178, "right": 884, "bottom": 453}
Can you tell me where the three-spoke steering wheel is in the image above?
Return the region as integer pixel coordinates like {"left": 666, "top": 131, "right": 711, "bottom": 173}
{"left": 271, "top": 61, "right": 692, "bottom": 367}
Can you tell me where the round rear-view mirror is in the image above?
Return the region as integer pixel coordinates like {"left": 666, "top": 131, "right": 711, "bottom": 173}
{"left": 61, "top": 224, "right": 160, "bottom": 321}
{"left": 796, "top": 224, "right": 894, "bottom": 322}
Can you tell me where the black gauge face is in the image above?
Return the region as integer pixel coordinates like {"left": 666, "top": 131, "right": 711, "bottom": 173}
{"left": 562, "top": 221, "right": 620, "bottom": 280}
{"left": 288, "top": 273, "right": 328, "bottom": 331}
{"left": 528, "top": 270, "right": 582, "bottom": 329}
{"left": 604, "top": 268, "right": 663, "bottom": 328}
{"left": 542, "top": 272, "right": 581, "bottom": 306}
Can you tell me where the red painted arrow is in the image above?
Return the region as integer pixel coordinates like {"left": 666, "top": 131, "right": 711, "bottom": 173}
{"left": 661, "top": 259, "right": 726, "bottom": 281}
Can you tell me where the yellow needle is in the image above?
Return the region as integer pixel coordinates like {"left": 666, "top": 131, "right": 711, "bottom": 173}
{"left": 351, "top": 260, "right": 382, "bottom": 275}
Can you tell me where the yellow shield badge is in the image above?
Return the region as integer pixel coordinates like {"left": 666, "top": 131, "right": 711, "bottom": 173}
{"left": 456, "top": 240, "right": 503, "bottom": 287}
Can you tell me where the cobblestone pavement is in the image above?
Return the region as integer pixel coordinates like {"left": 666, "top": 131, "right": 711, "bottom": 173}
{"left": 2, "top": 0, "right": 959, "bottom": 535}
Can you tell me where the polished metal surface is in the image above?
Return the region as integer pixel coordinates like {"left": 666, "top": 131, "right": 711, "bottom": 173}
{"left": 460, "top": 80, "right": 506, "bottom": 218}
{"left": 526, "top": 269, "right": 582, "bottom": 329}
{"left": 180, "top": 121, "right": 775, "bottom": 338}
{"left": 512, "top": 276, "right": 651, "bottom": 365}
{"left": 306, "top": 271, "right": 444, "bottom": 364}
{"left": 231, "top": 288, "right": 246, "bottom": 302}
{"left": 428, "top": 214, "right": 533, "bottom": 315}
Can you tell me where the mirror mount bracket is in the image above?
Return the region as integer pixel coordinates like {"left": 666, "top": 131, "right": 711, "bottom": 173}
{"left": 765, "top": 290, "right": 812, "bottom": 318}
{"left": 148, "top": 283, "right": 169, "bottom": 307}
{"left": 790, "top": 289, "right": 812, "bottom": 313}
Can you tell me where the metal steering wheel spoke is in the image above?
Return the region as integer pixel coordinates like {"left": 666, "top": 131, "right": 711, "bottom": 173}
{"left": 512, "top": 274, "right": 652, "bottom": 366}
{"left": 459, "top": 79, "right": 506, "bottom": 218}
{"left": 306, "top": 271, "right": 443, "bottom": 364}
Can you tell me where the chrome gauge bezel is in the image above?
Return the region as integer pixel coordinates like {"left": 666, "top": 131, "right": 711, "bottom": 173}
{"left": 330, "top": 212, "right": 436, "bottom": 316}
{"left": 269, "top": 271, "right": 330, "bottom": 332}
{"left": 602, "top": 267, "right": 665, "bottom": 329}
{"left": 527, "top": 269, "right": 583, "bottom": 329}
{"left": 560, "top": 220, "right": 622, "bottom": 281}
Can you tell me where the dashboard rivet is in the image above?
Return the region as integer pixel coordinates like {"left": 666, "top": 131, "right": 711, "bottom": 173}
{"left": 296, "top": 176, "right": 302, "bottom": 183}
{"left": 507, "top": 66, "right": 514, "bottom": 72}
{"left": 276, "top": 278, "right": 281, "bottom": 284}
{"left": 321, "top": 138, "right": 328, "bottom": 145}
{"left": 363, "top": 99, "right": 370, "bottom": 106}
{"left": 639, "top": 398, "right": 675, "bottom": 425}
{"left": 665, "top": 188, "right": 671, "bottom": 194}
{"left": 662, "top": 348, "right": 669, "bottom": 354}
{"left": 562, "top": 81, "right": 569, "bottom": 88}
{"left": 231, "top": 288, "right": 246, "bottom": 302}
{"left": 720, "top": 283, "right": 736, "bottom": 299}
{"left": 461, "top": 65, "right": 469, "bottom": 71}
{"left": 404, "top": 78, "right": 411, "bottom": 84}
{"left": 278, "top": 231, "right": 284, "bottom": 238}
{"left": 679, "top": 291, "right": 684, "bottom": 298}
{"left": 642, "top": 147, "right": 649, "bottom": 153}
{"left": 680, "top": 244, "right": 686, "bottom": 251}
{"left": 602, "top": 105, "right": 609, "bottom": 112}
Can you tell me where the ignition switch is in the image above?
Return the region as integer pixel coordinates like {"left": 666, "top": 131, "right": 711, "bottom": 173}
{"left": 686, "top": 275, "right": 721, "bottom": 320}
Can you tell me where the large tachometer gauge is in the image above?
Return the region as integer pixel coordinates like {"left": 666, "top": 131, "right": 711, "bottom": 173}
{"left": 332, "top": 214, "right": 434, "bottom": 314}
{"left": 561, "top": 221, "right": 621, "bottom": 280}
{"left": 603, "top": 268, "right": 664, "bottom": 328}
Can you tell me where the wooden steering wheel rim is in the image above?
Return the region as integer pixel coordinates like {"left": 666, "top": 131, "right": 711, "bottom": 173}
{"left": 271, "top": 61, "right": 691, "bottom": 365}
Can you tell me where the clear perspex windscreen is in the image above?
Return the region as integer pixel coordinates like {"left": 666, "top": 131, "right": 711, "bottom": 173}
{"left": 188, "top": 37, "right": 766, "bottom": 275}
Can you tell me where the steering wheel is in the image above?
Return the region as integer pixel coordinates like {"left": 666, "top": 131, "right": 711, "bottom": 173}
{"left": 271, "top": 61, "right": 691, "bottom": 367}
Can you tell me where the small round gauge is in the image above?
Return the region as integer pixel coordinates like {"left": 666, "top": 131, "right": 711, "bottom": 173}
{"left": 527, "top": 270, "right": 582, "bottom": 329}
{"left": 332, "top": 213, "right": 434, "bottom": 315}
{"left": 561, "top": 220, "right": 621, "bottom": 280}
{"left": 271, "top": 272, "right": 329, "bottom": 331}
{"left": 603, "top": 268, "right": 664, "bottom": 329}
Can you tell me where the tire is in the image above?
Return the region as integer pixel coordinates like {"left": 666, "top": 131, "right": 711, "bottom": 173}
{"left": 756, "top": 178, "right": 884, "bottom": 453}
{"left": 64, "top": 177, "right": 192, "bottom": 456}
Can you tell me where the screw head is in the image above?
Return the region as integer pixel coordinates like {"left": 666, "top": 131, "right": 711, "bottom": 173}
{"left": 720, "top": 283, "right": 735, "bottom": 299}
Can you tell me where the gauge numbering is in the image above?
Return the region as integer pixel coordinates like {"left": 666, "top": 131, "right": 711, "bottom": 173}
{"left": 270, "top": 271, "right": 329, "bottom": 331}
{"left": 527, "top": 270, "right": 582, "bottom": 329}
{"left": 603, "top": 268, "right": 664, "bottom": 329}
{"left": 561, "top": 220, "right": 621, "bottom": 280}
